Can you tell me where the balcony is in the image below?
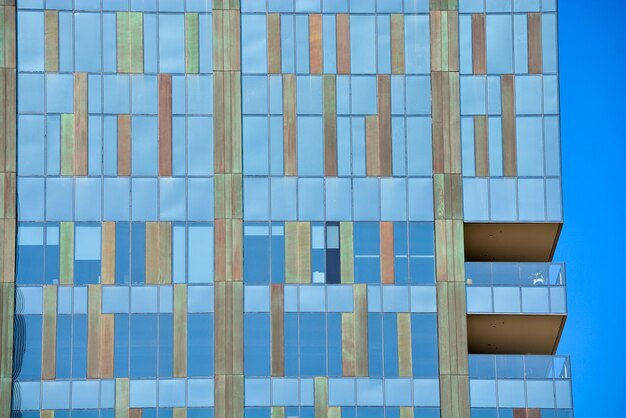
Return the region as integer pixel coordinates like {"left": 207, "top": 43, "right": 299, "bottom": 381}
{"left": 466, "top": 263, "right": 567, "bottom": 355}
{"left": 469, "top": 355, "right": 574, "bottom": 418}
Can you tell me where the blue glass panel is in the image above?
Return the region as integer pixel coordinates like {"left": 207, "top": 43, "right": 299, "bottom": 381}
{"left": 56, "top": 315, "right": 71, "bottom": 378}
{"left": 114, "top": 313, "right": 129, "bottom": 376}
{"left": 17, "top": 178, "right": 45, "bottom": 221}
{"left": 383, "top": 313, "right": 398, "bottom": 376}
{"left": 188, "top": 116, "right": 214, "bottom": 175}
{"left": 243, "top": 75, "right": 268, "bottom": 115}
{"left": 188, "top": 75, "right": 213, "bottom": 114}
{"left": 326, "top": 178, "right": 352, "bottom": 221}
{"left": 297, "top": 116, "right": 323, "bottom": 176}
{"left": 242, "top": 15, "right": 267, "bottom": 74}
{"left": 46, "top": 73, "right": 74, "bottom": 113}
{"left": 75, "top": 178, "right": 102, "bottom": 221}
{"left": 300, "top": 313, "right": 326, "bottom": 376}
{"left": 188, "top": 225, "right": 213, "bottom": 283}
{"left": 297, "top": 76, "right": 323, "bottom": 115}
{"left": 298, "top": 178, "right": 324, "bottom": 221}
{"left": 17, "top": 11, "right": 44, "bottom": 71}
{"left": 369, "top": 313, "right": 384, "bottom": 377}
{"left": 17, "top": 73, "right": 44, "bottom": 113}
{"left": 72, "top": 314, "right": 87, "bottom": 378}
{"left": 350, "top": 16, "right": 376, "bottom": 74}
{"left": 75, "top": 12, "right": 101, "bottom": 72}
{"left": 104, "top": 178, "right": 131, "bottom": 221}
{"left": 132, "top": 75, "right": 158, "bottom": 114}
{"left": 244, "top": 224, "right": 270, "bottom": 284}
{"left": 271, "top": 224, "right": 285, "bottom": 283}
{"left": 188, "top": 178, "right": 214, "bottom": 221}
{"left": 244, "top": 313, "right": 271, "bottom": 376}
{"left": 405, "top": 16, "right": 430, "bottom": 74}
{"left": 115, "top": 222, "right": 131, "bottom": 284}
{"left": 243, "top": 116, "right": 269, "bottom": 175}
{"left": 159, "top": 14, "right": 185, "bottom": 73}
{"left": 188, "top": 314, "right": 214, "bottom": 377}
{"left": 160, "top": 178, "right": 186, "bottom": 221}
{"left": 271, "top": 177, "right": 297, "bottom": 220}
{"left": 351, "top": 76, "right": 377, "bottom": 115}
{"left": 295, "top": 15, "right": 310, "bottom": 73}
{"left": 411, "top": 314, "right": 439, "bottom": 377}
{"left": 198, "top": 14, "right": 213, "bottom": 72}
{"left": 284, "top": 313, "right": 298, "bottom": 376}
{"left": 58, "top": 11, "right": 74, "bottom": 72}
{"left": 88, "top": 116, "right": 103, "bottom": 176}
{"left": 131, "top": 116, "right": 158, "bottom": 175}
{"left": 377, "top": 16, "right": 391, "bottom": 74}
{"left": 17, "top": 115, "right": 45, "bottom": 176}
{"left": 103, "top": 75, "right": 130, "bottom": 114}
{"left": 130, "top": 314, "right": 158, "bottom": 378}
{"left": 131, "top": 222, "right": 146, "bottom": 284}
{"left": 281, "top": 15, "right": 295, "bottom": 73}
{"left": 45, "top": 225, "right": 61, "bottom": 284}
{"left": 103, "top": 116, "right": 118, "bottom": 176}
{"left": 328, "top": 313, "right": 342, "bottom": 377}
{"left": 103, "top": 13, "right": 118, "bottom": 72}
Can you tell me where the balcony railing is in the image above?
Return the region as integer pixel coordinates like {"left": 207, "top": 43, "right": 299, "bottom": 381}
{"left": 466, "top": 262, "right": 567, "bottom": 314}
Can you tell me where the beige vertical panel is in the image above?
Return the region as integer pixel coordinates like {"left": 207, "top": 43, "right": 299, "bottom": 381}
{"left": 285, "top": 222, "right": 300, "bottom": 283}
{"left": 145, "top": 222, "right": 159, "bottom": 284}
{"left": 115, "top": 378, "right": 130, "bottom": 418}
{"left": 315, "top": 377, "right": 328, "bottom": 418}
{"left": 87, "top": 285, "right": 101, "bottom": 379}
{"left": 173, "top": 409, "right": 187, "bottom": 418}
{"left": 474, "top": 116, "right": 489, "bottom": 176}
{"left": 159, "top": 222, "right": 172, "bottom": 284}
{"left": 60, "top": 222, "right": 74, "bottom": 285}
{"left": 365, "top": 115, "right": 380, "bottom": 176}
{"left": 339, "top": 222, "right": 354, "bottom": 283}
{"left": 100, "top": 314, "right": 115, "bottom": 378}
{"left": 60, "top": 114, "right": 74, "bottom": 176}
{"left": 102, "top": 222, "right": 116, "bottom": 285}
{"left": 272, "top": 407, "right": 285, "bottom": 418}
{"left": 397, "top": 313, "right": 413, "bottom": 377}
{"left": 40, "top": 411, "right": 54, "bottom": 418}
{"left": 399, "top": 408, "right": 414, "bottom": 418}
{"left": 267, "top": 14, "right": 282, "bottom": 74}
{"left": 117, "top": 115, "right": 131, "bottom": 176}
{"left": 174, "top": 284, "right": 187, "bottom": 377}
{"left": 158, "top": 74, "right": 173, "bottom": 177}
{"left": 283, "top": 74, "right": 297, "bottom": 176}
{"left": 336, "top": 14, "right": 350, "bottom": 74}
{"left": 74, "top": 72, "right": 88, "bottom": 175}
{"left": 41, "top": 285, "right": 57, "bottom": 380}
{"left": 341, "top": 312, "right": 355, "bottom": 376}
{"left": 297, "top": 222, "right": 311, "bottom": 283}
{"left": 501, "top": 74, "right": 517, "bottom": 177}
{"left": 354, "top": 284, "right": 368, "bottom": 376}
{"left": 186, "top": 13, "right": 200, "bottom": 74}
{"left": 271, "top": 284, "right": 284, "bottom": 376}
{"left": 377, "top": 75, "right": 392, "bottom": 176}
{"left": 309, "top": 14, "right": 323, "bottom": 74}
{"left": 471, "top": 14, "right": 486, "bottom": 75}
{"left": 44, "top": 11, "right": 59, "bottom": 72}
{"left": 390, "top": 14, "right": 405, "bottom": 74}
{"left": 380, "top": 222, "right": 395, "bottom": 284}
{"left": 527, "top": 13, "right": 543, "bottom": 75}
{"left": 323, "top": 75, "right": 337, "bottom": 177}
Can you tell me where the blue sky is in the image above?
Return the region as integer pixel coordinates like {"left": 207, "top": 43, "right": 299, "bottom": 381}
{"left": 556, "top": 1, "right": 626, "bottom": 416}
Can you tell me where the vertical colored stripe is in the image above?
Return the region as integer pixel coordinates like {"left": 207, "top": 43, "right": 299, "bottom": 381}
{"left": 102, "top": 222, "right": 116, "bottom": 285}
{"left": 314, "top": 377, "right": 328, "bottom": 418}
{"left": 173, "top": 409, "right": 186, "bottom": 418}
{"left": 397, "top": 313, "right": 412, "bottom": 377}
{"left": 130, "top": 12, "right": 143, "bottom": 73}
{"left": 474, "top": 116, "right": 489, "bottom": 177}
{"left": 528, "top": 13, "right": 543, "bottom": 74}
{"left": 380, "top": 222, "right": 395, "bottom": 284}
{"left": 365, "top": 115, "right": 380, "bottom": 176}
{"left": 285, "top": 222, "right": 298, "bottom": 284}
{"left": 323, "top": 75, "right": 337, "bottom": 176}
{"left": 173, "top": 284, "right": 187, "bottom": 377}
{"left": 128, "top": 410, "right": 142, "bottom": 418}
{"left": 159, "top": 222, "right": 172, "bottom": 284}
{"left": 60, "top": 222, "right": 74, "bottom": 285}
{"left": 471, "top": 14, "right": 486, "bottom": 75}
{"left": 377, "top": 75, "right": 392, "bottom": 176}
{"left": 74, "top": 72, "right": 88, "bottom": 176}
{"left": 339, "top": 222, "right": 354, "bottom": 284}
{"left": 87, "top": 285, "right": 101, "bottom": 379}
{"left": 336, "top": 14, "right": 350, "bottom": 74}
{"left": 309, "top": 14, "right": 323, "bottom": 74}
{"left": 354, "top": 284, "right": 368, "bottom": 376}
{"left": 115, "top": 378, "right": 130, "bottom": 418}
{"left": 186, "top": 13, "right": 199, "bottom": 74}
{"left": 44, "top": 10, "right": 59, "bottom": 72}
{"left": 267, "top": 14, "right": 281, "bottom": 74}
{"left": 41, "top": 285, "right": 57, "bottom": 380}
{"left": 399, "top": 407, "right": 413, "bottom": 418}
{"left": 117, "top": 115, "right": 131, "bottom": 176}
{"left": 297, "top": 222, "right": 311, "bottom": 283}
{"left": 390, "top": 14, "right": 405, "bottom": 75}
{"left": 117, "top": 12, "right": 131, "bottom": 73}
{"left": 283, "top": 74, "right": 297, "bottom": 176}
{"left": 272, "top": 408, "right": 285, "bottom": 418}
{"left": 60, "top": 114, "right": 74, "bottom": 176}
{"left": 145, "top": 222, "right": 159, "bottom": 284}
{"left": 100, "top": 314, "right": 115, "bottom": 378}
{"left": 158, "top": 74, "right": 173, "bottom": 176}
{"left": 341, "top": 312, "right": 355, "bottom": 376}
{"left": 271, "top": 284, "right": 284, "bottom": 376}
{"left": 501, "top": 74, "right": 517, "bottom": 177}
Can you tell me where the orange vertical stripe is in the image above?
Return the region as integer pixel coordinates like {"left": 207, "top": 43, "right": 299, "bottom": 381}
{"left": 309, "top": 14, "right": 323, "bottom": 74}
{"left": 471, "top": 14, "right": 486, "bottom": 75}
{"left": 267, "top": 14, "right": 282, "bottom": 74}
{"left": 501, "top": 75, "right": 517, "bottom": 177}
{"left": 283, "top": 74, "right": 297, "bottom": 176}
{"left": 336, "top": 14, "right": 350, "bottom": 74}
{"left": 271, "top": 284, "right": 284, "bottom": 376}
{"left": 158, "top": 74, "right": 172, "bottom": 176}
{"left": 117, "top": 115, "right": 131, "bottom": 176}
{"left": 74, "top": 73, "right": 88, "bottom": 176}
{"left": 527, "top": 13, "right": 543, "bottom": 74}
{"left": 377, "top": 75, "right": 392, "bottom": 177}
{"left": 380, "top": 222, "right": 395, "bottom": 284}
{"left": 365, "top": 116, "right": 380, "bottom": 177}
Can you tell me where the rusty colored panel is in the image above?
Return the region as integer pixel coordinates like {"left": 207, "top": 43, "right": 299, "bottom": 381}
{"left": 101, "top": 222, "right": 115, "bottom": 285}
{"left": 100, "top": 314, "right": 115, "bottom": 378}
{"left": 174, "top": 284, "right": 188, "bottom": 377}
{"left": 158, "top": 74, "right": 173, "bottom": 177}
{"left": 230, "top": 74, "right": 243, "bottom": 175}
{"left": 390, "top": 14, "right": 405, "bottom": 74}
{"left": 44, "top": 10, "right": 59, "bottom": 72}
{"left": 159, "top": 222, "right": 172, "bottom": 284}
{"left": 431, "top": 72, "right": 444, "bottom": 173}
{"left": 60, "top": 222, "right": 74, "bottom": 285}
{"left": 118, "top": 115, "right": 131, "bottom": 176}
{"left": 501, "top": 74, "right": 517, "bottom": 177}
{"left": 60, "top": 114, "right": 74, "bottom": 176}
{"left": 377, "top": 75, "right": 392, "bottom": 176}
{"left": 365, "top": 116, "right": 380, "bottom": 177}
{"left": 430, "top": 11, "right": 442, "bottom": 72}
{"left": 341, "top": 313, "right": 355, "bottom": 376}
{"left": 397, "top": 313, "right": 413, "bottom": 377}
{"left": 128, "top": 410, "right": 142, "bottom": 418}
{"left": 315, "top": 377, "right": 328, "bottom": 418}
{"left": 213, "top": 10, "right": 224, "bottom": 72}
{"left": 0, "top": 68, "right": 17, "bottom": 174}
{"left": 472, "top": 14, "right": 486, "bottom": 75}
{"left": 0, "top": 284, "right": 15, "bottom": 380}
{"left": 115, "top": 378, "right": 130, "bottom": 418}
{"left": 380, "top": 222, "right": 394, "bottom": 284}
{"left": 474, "top": 116, "right": 489, "bottom": 176}
{"left": 283, "top": 74, "right": 297, "bottom": 176}
{"left": 145, "top": 222, "right": 159, "bottom": 284}
{"left": 336, "top": 14, "right": 350, "bottom": 74}
{"left": 87, "top": 285, "right": 102, "bottom": 379}
{"left": 267, "top": 14, "right": 282, "bottom": 74}
{"left": 447, "top": 11, "right": 460, "bottom": 72}
{"left": 309, "top": 14, "right": 323, "bottom": 74}
{"left": 271, "top": 284, "right": 284, "bottom": 377}
{"left": 340, "top": 222, "right": 354, "bottom": 284}
{"left": 214, "top": 283, "right": 226, "bottom": 374}
{"left": 353, "top": 284, "right": 368, "bottom": 376}
{"left": 41, "top": 285, "right": 57, "bottom": 380}
{"left": 214, "top": 219, "right": 227, "bottom": 282}
{"left": 323, "top": 75, "right": 337, "bottom": 177}
{"left": 528, "top": 13, "right": 543, "bottom": 74}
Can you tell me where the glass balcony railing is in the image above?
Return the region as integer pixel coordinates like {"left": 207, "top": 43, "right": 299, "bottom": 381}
{"left": 469, "top": 355, "right": 574, "bottom": 418}
{"left": 466, "top": 262, "right": 567, "bottom": 314}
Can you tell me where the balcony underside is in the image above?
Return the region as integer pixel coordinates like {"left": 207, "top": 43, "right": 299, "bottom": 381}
{"left": 467, "top": 314, "right": 566, "bottom": 355}
{"left": 464, "top": 223, "right": 563, "bottom": 262}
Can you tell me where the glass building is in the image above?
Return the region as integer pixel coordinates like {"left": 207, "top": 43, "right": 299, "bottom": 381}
{"left": 0, "top": 0, "right": 573, "bottom": 418}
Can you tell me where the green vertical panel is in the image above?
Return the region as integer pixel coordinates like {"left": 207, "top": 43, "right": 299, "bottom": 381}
{"left": 284, "top": 222, "right": 298, "bottom": 283}
{"left": 339, "top": 222, "right": 354, "bottom": 283}
{"left": 271, "top": 408, "right": 285, "bottom": 418}
{"left": 0, "top": 7, "right": 5, "bottom": 68}
{"left": 115, "top": 378, "right": 130, "bottom": 418}
{"left": 60, "top": 222, "right": 74, "bottom": 284}
{"left": 60, "top": 114, "right": 74, "bottom": 176}
{"left": 174, "top": 284, "right": 188, "bottom": 377}
{"left": 41, "top": 285, "right": 57, "bottom": 380}
{"left": 397, "top": 313, "right": 412, "bottom": 377}
{"left": 117, "top": 12, "right": 130, "bottom": 73}
{"left": 130, "top": 12, "right": 143, "bottom": 73}
{"left": 315, "top": 377, "right": 328, "bottom": 418}
{"left": 297, "top": 222, "right": 311, "bottom": 283}
{"left": 185, "top": 13, "right": 199, "bottom": 74}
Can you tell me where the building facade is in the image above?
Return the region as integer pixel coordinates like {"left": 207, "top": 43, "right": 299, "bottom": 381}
{"left": 0, "top": 0, "right": 573, "bottom": 417}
